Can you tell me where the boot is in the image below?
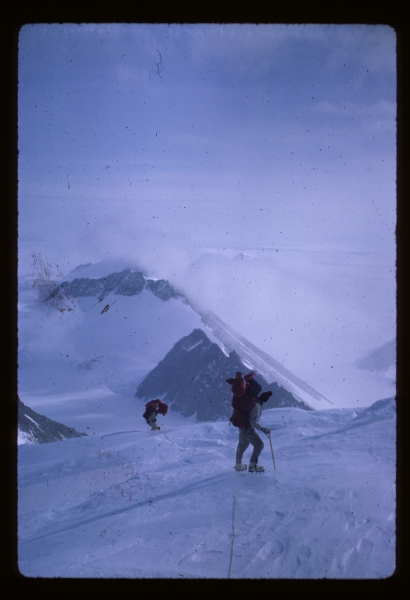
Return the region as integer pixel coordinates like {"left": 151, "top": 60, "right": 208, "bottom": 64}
{"left": 234, "top": 463, "right": 247, "bottom": 471}
{"left": 151, "top": 425, "right": 160, "bottom": 431}
{"left": 249, "top": 462, "right": 265, "bottom": 473}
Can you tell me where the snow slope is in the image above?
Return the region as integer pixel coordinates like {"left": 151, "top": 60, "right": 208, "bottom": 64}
{"left": 18, "top": 269, "right": 209, "bottom": 401}
{"left": 18, "top": 398, "right": 395, "bottom": 578}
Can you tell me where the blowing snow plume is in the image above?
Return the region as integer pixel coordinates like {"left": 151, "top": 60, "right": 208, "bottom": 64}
{"left": 191, "top": 308, "right": 332, "bottom": 410}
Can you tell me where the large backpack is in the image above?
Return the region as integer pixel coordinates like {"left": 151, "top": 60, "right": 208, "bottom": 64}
{"left": 225, "top": 374, "right": 247, "bottom": 399}
{"left": 246, "top": 378, "right": 262, "bottom": 398}
{"left": 228, "top": 372, "right": 264, "bottom": 427}
{"left": 229, "top": 394, "right": 257, "bottom": 427}
{"left": 143, "top": 399, "right": 168, "bottom": 420}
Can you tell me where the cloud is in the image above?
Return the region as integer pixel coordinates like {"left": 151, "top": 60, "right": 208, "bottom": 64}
{"left": 18, "top": 23, "right": 396, "bottom": 280}
{"left": 189, "top": 24, "right": 324, "bottom": 67}
{"left": 314, "top": 98, "right": 396, "bottom": 122}
{"left": 85, "top": 214, "right": 193, "bottom": 281}
{"left": 324, "top": 25, "right": 396, "bottom": 73}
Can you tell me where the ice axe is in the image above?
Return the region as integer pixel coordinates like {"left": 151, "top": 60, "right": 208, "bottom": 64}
{"left": 266, "top": 431, "right": 276, "bottom": 471}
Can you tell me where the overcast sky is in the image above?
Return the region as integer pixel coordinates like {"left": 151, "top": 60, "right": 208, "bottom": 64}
{"left": 17, "top": 24, "right": 397, "bottom": 407}
{"left": 18, "top": 23, "right": 396, "bottom": 274}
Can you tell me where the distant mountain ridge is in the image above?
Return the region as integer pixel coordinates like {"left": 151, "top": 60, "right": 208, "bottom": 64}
{"left": 57, "top": 264, "right": 330, "bottom": 410}
{"left": 192, "top": 308, "right": 332, "bottom": 408}
{"left": 20, "top": 260, "right": 332, "bottom": 432}
{"left": 18, "top": 397, "right": 87, "bottom": 445}
{"left": 59, "top": 269, "right": 182, "bottom": 302}
{"left": 136, "top": 328, "right": 312, "bottom": 422}
{"left": 356, "top": 340, "right": 396, "bottom": 372}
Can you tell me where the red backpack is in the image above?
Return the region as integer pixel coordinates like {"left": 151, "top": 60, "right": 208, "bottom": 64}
{"left": 143, "top": 399, "right": 168, "bottom": 419}
{"left": 226, "top": 372, "right": 247, "bottom": 397}
{"left": 226, "top": 372, "right": 256, "bottom": 428}
{"left": 229, "top": 395, "right": 257, "bottom": 427}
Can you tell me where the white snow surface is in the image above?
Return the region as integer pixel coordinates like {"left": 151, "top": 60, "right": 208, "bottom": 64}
{"left": 18, "top": 398, "right": 396, "bottom": 579}
{"left": 17, "top": 278, "right": 210, "bottom": 403}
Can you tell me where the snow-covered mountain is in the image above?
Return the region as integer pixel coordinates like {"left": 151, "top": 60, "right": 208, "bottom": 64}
{"left": 136, "top": 328, "right": 312, "bottom": 421}
{"left": 18, "top": 264, "right": 206, "bottom": 401}
{"left": 18, "top": 260, "right": 331, "bottom": 432}
{"left": 60, "top": 268, "right": 182, "bottom": 302}
{"left": 192, "top": 307, "right": 332, "bottom": 409}
{"left": 18, "top": 396, "right": 87, "bottom": 444}
{"left": 356, "top": 340, "right": 396, "bottom": 373}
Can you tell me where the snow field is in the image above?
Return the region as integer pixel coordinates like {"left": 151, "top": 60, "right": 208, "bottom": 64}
{"left": 18, "top": 281, "right": 207, "bottom": 398}
{"left": 18, "top": 401, "right": 395, "bottom": 578}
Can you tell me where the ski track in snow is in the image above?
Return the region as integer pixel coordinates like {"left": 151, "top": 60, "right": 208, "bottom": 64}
{"left": 18, "top": 401, "right": 396, "bottom": 579}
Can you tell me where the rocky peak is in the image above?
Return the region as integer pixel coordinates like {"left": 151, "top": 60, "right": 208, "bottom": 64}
{"left": 58, "top": 269, "right": 181, "bottom": 301}
{"left": 18, "top": 397, "right": 87, "bottom": 444}
{"left": 136, "top": 328, "right": 310, "bottom": 422}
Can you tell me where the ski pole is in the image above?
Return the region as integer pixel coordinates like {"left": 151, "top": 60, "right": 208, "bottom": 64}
{"left": 268, "top": 432, "right": 276, "bottom": 471}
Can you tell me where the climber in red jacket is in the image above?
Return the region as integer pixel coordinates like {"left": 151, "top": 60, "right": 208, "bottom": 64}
{"left": 143, "top": 399, "right": 168, "bottom": 431}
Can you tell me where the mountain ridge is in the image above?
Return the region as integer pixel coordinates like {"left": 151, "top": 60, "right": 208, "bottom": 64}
{"left": 55, "top": 264, "right": 329, "bottom": 409}
{"left": 20, "top": 261, "right": 332, "bottom": 432}
{"left": 52, "top": 265, "right": 332, "bottom": 408}
{"left": 192, "top": 307, "right": 332, "bottom": 408}
{"left": 59, "top": 269, "right": 183, "bottom": 302}
{"left": 18, "top": 396, "right": 87, "bottom": 444}
{"left": 136, "top": 328, "right": 312, "bottom": 422}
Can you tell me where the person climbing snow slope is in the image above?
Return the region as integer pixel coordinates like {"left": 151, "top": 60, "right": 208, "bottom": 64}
{"left": 143, "top": 399, "right": 168, "bottom": 431}
{"left": 227, "top": 372, "right": 272, "bottom": 473}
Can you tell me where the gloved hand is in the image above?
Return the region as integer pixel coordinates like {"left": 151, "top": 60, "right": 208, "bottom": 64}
{"left": 259, "top": 391, "right": 273, "bottom": 403}
{"left": 261, "top": 427, "right": 271, "bottom": 435}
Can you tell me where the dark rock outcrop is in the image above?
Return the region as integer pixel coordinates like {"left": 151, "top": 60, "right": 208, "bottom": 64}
{"left": 136, "top": 329, "right": 310, "bottom": 422}
{"left": 58, "top": 269, "right": 181, "bottom": 301}
{"left": 18, "top": 397, "right": 87, "bottom": 444}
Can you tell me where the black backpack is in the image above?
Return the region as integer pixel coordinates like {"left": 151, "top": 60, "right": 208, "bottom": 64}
{"left": 246, "top": 378, "right": 262, "bottom": 398}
